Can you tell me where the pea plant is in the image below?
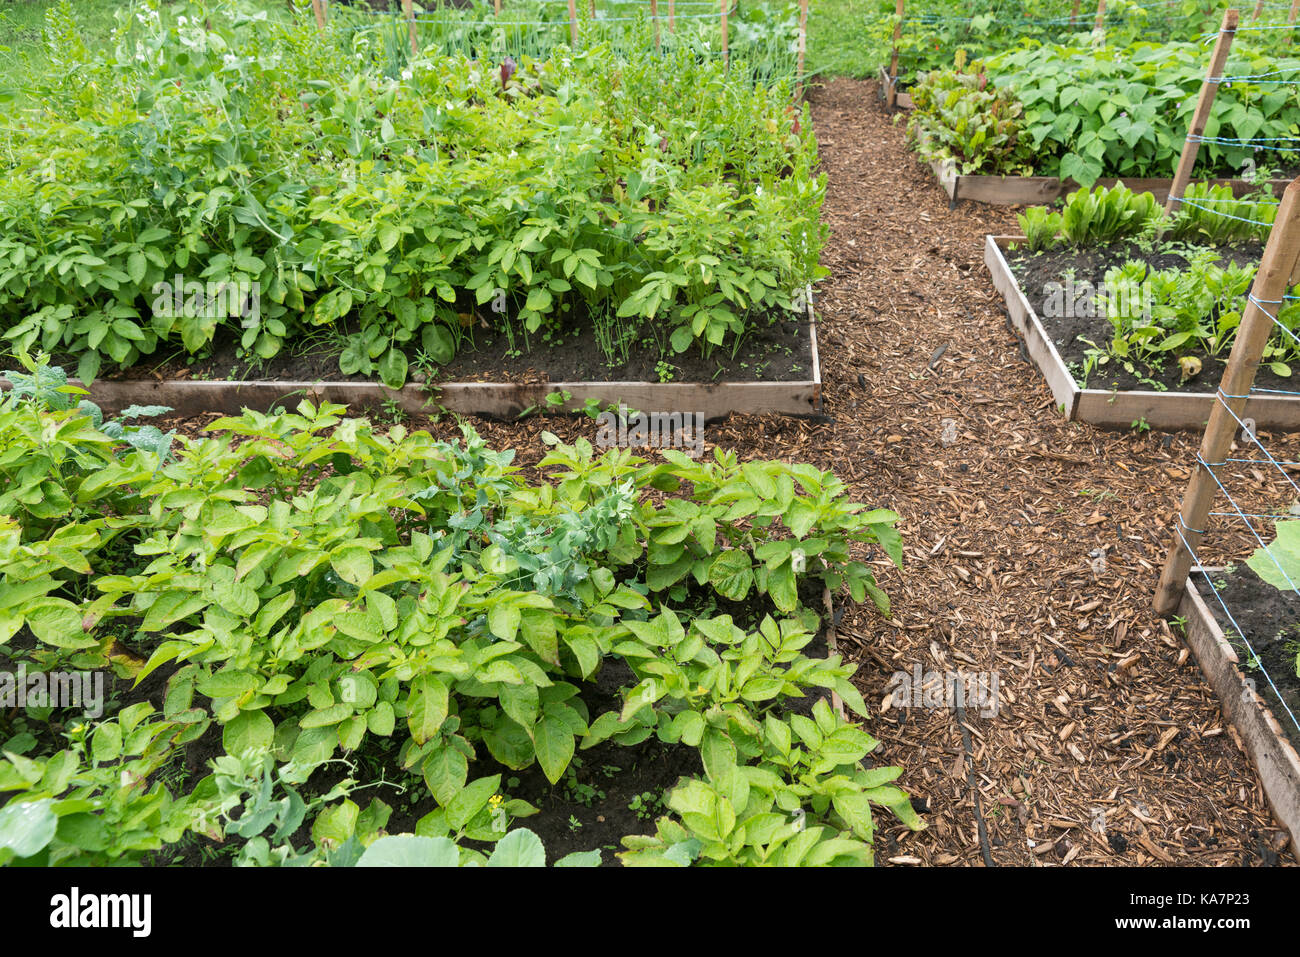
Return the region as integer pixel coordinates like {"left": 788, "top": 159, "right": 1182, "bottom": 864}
{"left": 0, "top": 358, "right": 917, "bottom": 867}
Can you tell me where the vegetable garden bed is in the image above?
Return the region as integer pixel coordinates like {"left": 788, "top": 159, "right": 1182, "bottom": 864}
{"left": 1180, "top": 568, "right": 1300, "bottom": 859}
{"left": 906, "top": 35, "right": 1300, "bottom": 207}
{"left": 985, "top": 234, "right": 1300, "bottom": 430}
{"left": 0, "top": 367, "right": 917, "bottom": 867}
{"left": 2, "top": 307, "right": 821, "bottom": 421}
{"left": 0, "top": 13, "right": 827, "bottom": 421}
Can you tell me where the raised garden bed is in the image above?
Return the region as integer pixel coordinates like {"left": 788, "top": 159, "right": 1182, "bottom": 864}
{"left": 906, "top": 36, "right": 1300, "bottom": 207}
{"left": 3, "top": 306, "right": 821, "bottom": 421}
{"left": 0, "top": 386, "right": 918, "bottom": 867}
{"left": 1180, "top": 568, "right": 1300, "bottom": 859}
{"left": 0, "top": 14, "right": 826, "bottom": 429}
{"left": 984, "top": 234, "right": 1300, "bottom": 431}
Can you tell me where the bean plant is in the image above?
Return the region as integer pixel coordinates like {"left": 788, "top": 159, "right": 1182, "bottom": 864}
{"left": 907, "top": 39, "right": 1300, "bottom": 185}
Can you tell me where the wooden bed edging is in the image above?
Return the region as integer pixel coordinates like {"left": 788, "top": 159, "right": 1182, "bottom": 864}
{"left": 7, "top": 309, "right": 821, "bottom": 423}
{"left": 1179, "top": 571, "right": 1300, "bottom": 860}
{"left": 878, "top": 66, "right": 914, "bottom": 110}
{"left": 985, "top": 234, "right": 1300, "bottom": 431}
{"left": 927, "top": 152, "right": 1289, "bottom": 208}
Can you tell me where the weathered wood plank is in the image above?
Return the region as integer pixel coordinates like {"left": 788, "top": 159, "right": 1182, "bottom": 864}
{"left": 985, "top": 235, "right": 1080, "bottom": 416}
{"left": 878, "top": 66, "right": 913, "bottom": 110}
{"left": 1180, "top": 573, "right": 1300, "bottom": 860}
{"left": 1075, "top": 389, "right": 1300, "bottom": 431}
{"left": 2, "top": 325, "right": 822, "bottom": 422}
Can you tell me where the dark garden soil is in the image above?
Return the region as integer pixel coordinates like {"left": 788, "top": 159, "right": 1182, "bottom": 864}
{"left": 1195, "top": 565, "right": 1300, "bottom": 757}
{"left": 373, "top": 580, "right": 838, "bottom": 865}
{"left": 1007, "top": 240, "right": 1276, "bottom": 394}
{"left": 135, "top": 77, "right": 1300, "bottom": 866}
{"left": 87, "top": 308, "right": 814, "bottom": 387}
{"left": 385, "top": 656, "right": 707, "bottom": 866}
{"left": 1, "top": 574, "right": 838, "bottom": 866}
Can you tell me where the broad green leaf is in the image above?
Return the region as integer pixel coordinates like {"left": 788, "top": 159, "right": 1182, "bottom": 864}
{"left": 486, "top": 828, "right": 546, "bottom": 867}
{"left": 0, "top": 799, "right": 57, "bottom": 858}
{"left": 357, "top": 835, "right": 460, "bottom": 867}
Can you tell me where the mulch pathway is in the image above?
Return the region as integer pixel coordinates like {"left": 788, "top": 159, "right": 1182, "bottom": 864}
{"left": 154, "top": 76, "right": 1298, "bottom": 866}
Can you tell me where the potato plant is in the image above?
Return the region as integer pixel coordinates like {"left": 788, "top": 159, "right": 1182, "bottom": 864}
{"left": 0, "top": 358, "right": 917, "bottom": 867}
{"left": 0, "top": 0, "right": 826, "bottom": 387}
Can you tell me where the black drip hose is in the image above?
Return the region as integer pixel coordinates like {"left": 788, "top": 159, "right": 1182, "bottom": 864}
{"left": 955, "top": 701, "right": 996, "bottom": 868}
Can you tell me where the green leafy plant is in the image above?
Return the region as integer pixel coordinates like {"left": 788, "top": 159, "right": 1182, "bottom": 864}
{"left": 0, "top": 357, "right": 916, "bottom": 867}
{"left": 1167, "top": 182, "right": 1278, "bottom": 245}
{"left": 0, "top": 1, "right": 825, "bottom": 384}
{"left": 906, "top": 67, "right": 1035, "bottom": 176}
{"left": 1016, "top": 206, "right": 1063, "bottom": 252}
{"left": 1058, "top": 183, "right": 1160, "bottom": 246}
{"left": 907, "top": 36, "right": 1300, "bottom": 185}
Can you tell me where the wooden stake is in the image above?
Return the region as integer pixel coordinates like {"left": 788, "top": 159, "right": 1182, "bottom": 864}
{"left": 494, "top": 0, "right": 502, "bottom": 15}
{"left": 886, "top": 0, "right": 904, "bottom": 110}
{"left": 1070, "top": 0, "right": 1081, "bottom": 26}
{"left": 721, "top": 0, "right": 729, "bottom": 68}
{"left": 669, "top": 0, "right": 675, "bottom": 32}
{"left": 568, "top": 0, "right": 578, "bottom": 44}
{"left": 310, "top": 0, "right": 327, "bottom": 30}
{"left": 796, "top": 0, "right": 808, "bottom": 98}
{"left": 1292, "top": 0, "right": 1300, "bottom": 21}
{"left": 1165, "top": 8, "right": 1239, "bottom": 216}
{"left": 590, "top": 0, "right": 596, "bottom": 17}
{"left": 402, "top": 0, "right": 418, "bottom": 57}
{"left": 651, "top": 0, "right": 660, "bottom": 49}
{"left": 1094, "top": 0, "right": 1107, "bottom": 32}
{"left": 1252, "top": 0, "right": 1265, "bottom": 19}
{"left": 1155, "top": 178, "right": 1300, "bottom": 616}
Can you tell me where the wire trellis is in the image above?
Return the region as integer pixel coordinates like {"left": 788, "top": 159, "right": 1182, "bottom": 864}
{"left": 1158, "top": 190, "right": 1300, "bottom": 744}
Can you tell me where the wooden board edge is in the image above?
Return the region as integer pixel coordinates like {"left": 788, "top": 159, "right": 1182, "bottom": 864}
{"left": 0, "top": 376, "right": 823, "bottom": 421}
{"left": 985, "top": 236, "right": 1081, "bottom": 416}
{"left": 955, "top": 174, "right": 1061, "bottom": 206}
{"left": 806, "top": 283, "right": 822, "bottom": 411}
{"left": 877, "top": 67, "right": 913, "bottom": 110}
{"left": 1, "top": 324, "right": 824, "bottom": 421}
{"left": 1073, "top": 388, "right": 1300, "bottom": 433}
{"left": 1180, "top": 574, "right": 1300, "bottom": 860}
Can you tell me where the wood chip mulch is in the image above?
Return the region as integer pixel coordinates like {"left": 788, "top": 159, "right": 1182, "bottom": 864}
{"left": 153, "top": 77, "right": 1298, "bottom": 866}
